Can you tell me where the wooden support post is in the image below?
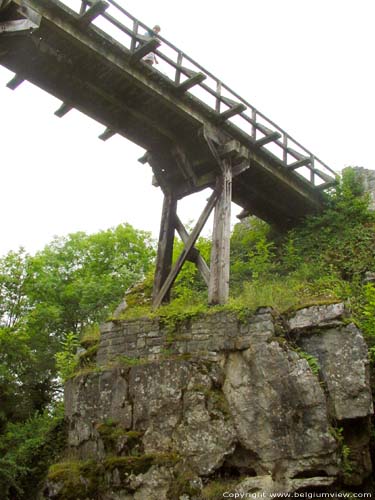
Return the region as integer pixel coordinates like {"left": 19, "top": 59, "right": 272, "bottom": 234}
{"left": 208, "top": 159, "right": 232, "bottom": 305}
{"left": 152, "top": 192, "right": 177, "bottom": 306}
{"left": 153, "top": 189, "right": 219, "bottom": 309}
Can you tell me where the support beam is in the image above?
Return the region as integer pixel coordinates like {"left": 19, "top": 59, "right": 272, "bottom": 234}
{"left": 208, "top": 160, "right": 232, "bottom": 305}
{"left": 98, "top": 127, "right": 116, "bottom": 141}
{"left": 6, "top": 74, "right": 24, "bottom": 90}
{"left": 255, "top": 131, "right": 281, "bottom": 148}
{"left": 175, "top": 216, "right": 210, "bottom": 286}
{"left": 286, "top": 157, "right": 311, "bottom": 170}
{"left": 130, "top": 38, "right": 160, "bottom": 64}
{"left": 219, "top": 103, "right": 246, "bottom": 122}
{"left": 78, "top": 1, "right": 108, "bottom": 28}
{"left": 176, "top": 70, "right": 206, "bottom": 94}
{"left": 153, "top": 189, "right": 219, "bottom": 308}
{"left": 54, "top": 103, "right": 73, "bottom": 117}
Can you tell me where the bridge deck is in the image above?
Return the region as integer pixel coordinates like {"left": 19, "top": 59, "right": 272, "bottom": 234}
{"left": 0, "top": 0, "right": 336, "bottom": 229}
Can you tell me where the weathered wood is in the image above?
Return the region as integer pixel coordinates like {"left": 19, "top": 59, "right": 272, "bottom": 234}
{"left": 78, "top": 1, "right": 108, "bottom": 27}
{"left": 174, "top": 216, "right": 210, "bottom": 286}
{"left": 176, "top": 71, "right": 206, "bottom": 94}
{"left": 98, "top": 127, "right": 116, "bottom": 141}
{"left": 152, "top": 192, "right": 177, "bottom": 306}
{"left": 171, "top": 145, "right": 197, "bottom": 188}
{"left": 54, "top": 103, "right": 73, "bottom": 117}
{"left": 6, "top": 74, "right": 24, "bottom": 90}
{"left": 219, "top": 103, "right": 247, "bottom": 122}
{"left": 208, "top": 160, "right": 232, "bottom": 305}
{"left": 255, "top": 131, "right": 281, "bottom": 148}
{"left": 286, "top": 157, "right": 311, "bottom": 170}
{"left": 153, "top": 189, "right": 219, "bottom": 308}
{"left": 130, "top": 38, "right": 160, "bottom": 64}
{"left": 138, "top": 151, "right": 150, "bottom": 164}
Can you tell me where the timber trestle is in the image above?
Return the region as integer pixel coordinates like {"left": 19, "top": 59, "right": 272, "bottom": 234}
{"left": 0, "top": 0, "right": 338, "bottom": 306}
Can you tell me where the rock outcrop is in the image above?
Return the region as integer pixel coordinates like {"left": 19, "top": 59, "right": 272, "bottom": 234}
{"left": 42, "top": 303, "right": 373, "bottom": 499}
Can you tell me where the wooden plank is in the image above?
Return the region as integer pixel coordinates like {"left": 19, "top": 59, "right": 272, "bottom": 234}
{"left": 54, "top": 103, "right": 73, "bottom": 117}
{"left": 219, "top": 103, "right": 246, "bottom": 122}
{"left": 153, "top": 189, "right": 219, "bottom": 308}
{"left": 138, "top": 151, "right": 150, "bottom": 164}
{"left": 313, "top": 168, "right": 335, "bottom": 184}
{"left": 152, "top": 192, "right": 177, "bottom": 306}
{"left": 78, "top": 1, "right": 108, "bottom": 28}
{"left": 175, "top": 216, "right": 210, "bottom": 286}
{"left": 255, "top": 131, "right": 281, "bottom": 148}
{"left": 176, "top": 72, "right": 206, "bottom": 93}
{"left": 286, "top": 157, "right": 311, "bottom": 170}
{"left": 130, "top": 38, "right": 160, "bottom": 64}
{"left": 98, "top": 127, "right": 116, "bottom": 141}
{"left": 6, "top": 74, "right": 24, "bottom": 90}
{"left": 315, "top": 180, "right": 337, "bottom": 191}
{"left": 208, "top": 161, "right": 232, "bottom": 305}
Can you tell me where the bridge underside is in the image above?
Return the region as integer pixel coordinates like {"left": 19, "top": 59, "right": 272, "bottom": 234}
{"left": 0, "top": 0, "right": 334, "bottom": 305}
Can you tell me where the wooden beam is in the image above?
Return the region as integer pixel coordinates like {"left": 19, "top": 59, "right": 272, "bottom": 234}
{"left": 176, "top": 71, "right": 206, "bottom": 94}
{"left": 138, "top": 151, "right": 151, "bottom": 164}
{"left": 255, "top": 131, "right": 281, "bottom": 148}
{"left": 153, "top": 189, "right": 219, "bottom": 308}
{"left": 175, "top": 216, "right": 210, "bottom": 286}
{"left": 6, "top": 74, "right": 24, "bottom": 90}
{"left": 54, "top": 103, "right": 73, "bottom": 117}
{"left": 219, "top": 103, "right": 246, "bottom": 122}
{"left": 286, "top": 157, "right": 311, "bottom": 170}
{"left": 130, "top": 38, "right": 160, "bottom": 64}
{"left": 232, "top": 161, "right": 250, "bottom": 177}
{"left": 208, "top": 161, "right": 232, "bottom": 305}
{"left": 152, "top": 192, "right": 177, "bottom": 305}
{"left": 78, "top": 1, "right": 108, "bottom": 28}
{"left": 313, "top": 168, "right": 336, "bottom": 184}
{"left": 315, "top": 180, "right": 337, "bottom": 191}
{"left": 98, "top": 127, "right": 116, "bottom": 141}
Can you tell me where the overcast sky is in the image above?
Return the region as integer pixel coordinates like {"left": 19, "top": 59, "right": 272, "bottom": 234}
{"left": 1, "top": 0, "right": 374, "bottom": 256}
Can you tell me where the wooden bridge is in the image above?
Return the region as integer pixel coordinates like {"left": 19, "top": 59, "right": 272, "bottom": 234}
{"left": 0, "top": 0, "right": 337, "bottom": 306}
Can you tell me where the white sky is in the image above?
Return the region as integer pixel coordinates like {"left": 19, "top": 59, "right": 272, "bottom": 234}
{"left": 0, "top": 0, "right": 374, "bottom": 256}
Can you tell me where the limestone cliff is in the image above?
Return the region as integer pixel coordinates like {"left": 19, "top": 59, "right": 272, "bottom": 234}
{"left": 42, "top": 303, "right": 373, "bottom": 499}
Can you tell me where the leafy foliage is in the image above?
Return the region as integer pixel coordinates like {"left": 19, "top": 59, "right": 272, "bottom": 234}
{"left": 0, "top": 406, "right": 66, "bottom": 500}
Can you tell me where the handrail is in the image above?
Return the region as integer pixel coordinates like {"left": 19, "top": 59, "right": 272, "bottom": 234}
{"left": 73, "top": 0, "right": 337, "bottom": 188}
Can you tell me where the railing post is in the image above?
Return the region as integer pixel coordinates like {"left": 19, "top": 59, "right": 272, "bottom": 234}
{"left": 216, "top": 81, "right": 222, "bottom": 113}
{"left": 251, "top": 109, "right": 257, "bottom": 139}
{"left": 283, "top": 133, "right": 288, "bottom": 164}
{"left": 310, "top": 155, "right": 315, "bottom": 185}
{"left": 130, "top": 19, "right": 139, "bottom": 52}
{"left": 175, "top": 51, "right": 183, "bottom": 85}
{"left": 79, "top": 1, "right": 88, "bottom": 14}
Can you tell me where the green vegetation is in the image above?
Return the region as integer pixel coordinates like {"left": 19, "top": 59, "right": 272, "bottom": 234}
{"left": 0, "top": 223, "right": 154, "bottom": 499}
{"left": 201, "top": 479, "right": 239, "bottom": 499}
{"left": 294, "top": 348, "right": 321, "bottom": 376}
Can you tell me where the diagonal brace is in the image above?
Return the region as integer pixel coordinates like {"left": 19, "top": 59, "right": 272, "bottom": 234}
{"left": 153, "top": 189, "right": 219, "bottom": 308}
{"left": 175, "top": 216, "right": 210, "bottom": 286}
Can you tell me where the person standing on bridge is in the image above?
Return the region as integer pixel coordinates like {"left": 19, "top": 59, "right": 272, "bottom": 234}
{"left": 142, "top": 25, "right": 161, "bottom": 66}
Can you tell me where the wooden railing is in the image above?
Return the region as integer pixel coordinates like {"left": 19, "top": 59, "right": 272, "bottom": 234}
{"left": 73, "top": 0, "right": 337, "bottom": 189}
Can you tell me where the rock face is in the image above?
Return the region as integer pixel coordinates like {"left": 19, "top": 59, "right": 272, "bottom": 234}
{"left": 43, "top": 304, "right": 373, "bottom": 499}
{"left": 346, "top": 166, "right": 375, "bottom": 211}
